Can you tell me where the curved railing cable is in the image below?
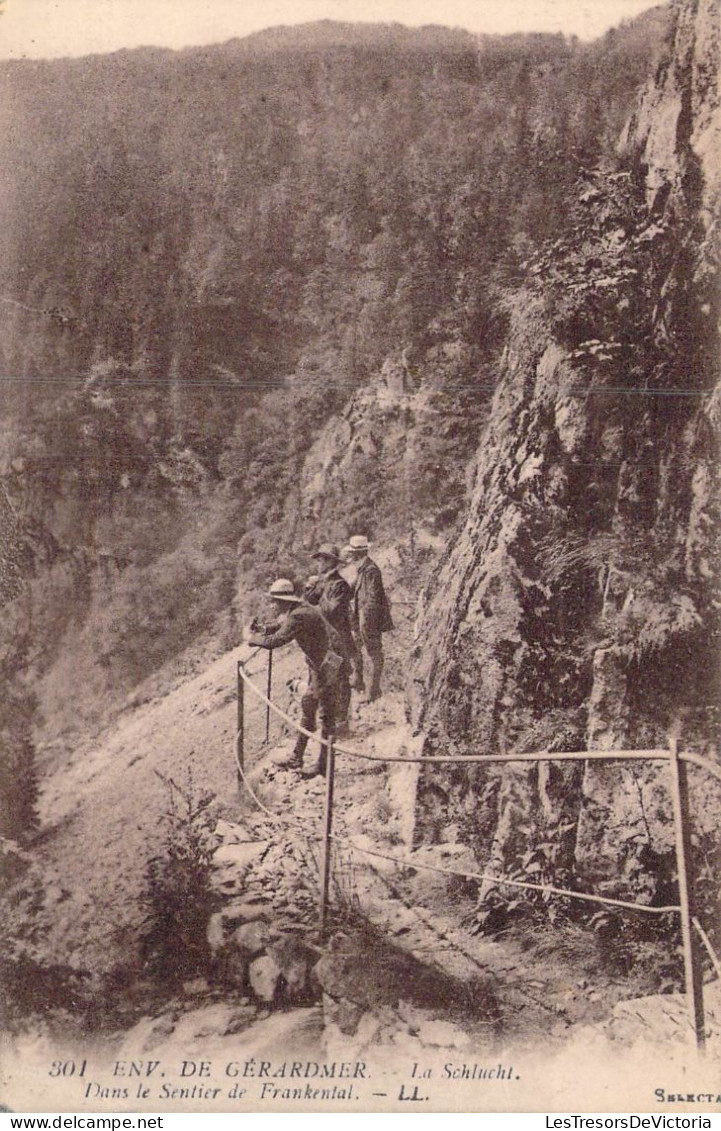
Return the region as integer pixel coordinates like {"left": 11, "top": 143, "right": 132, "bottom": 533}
{"left": 235, "top": 654, "right": 721, "bottom": 1049}
{"left": 235, "top": 661, "right": 695, "bottom": 915}
{"left": 240, "top": 669, "right": 673, "bottom": 766}
{"left": 327, "top": 834, "right": 681, "bottom": 916}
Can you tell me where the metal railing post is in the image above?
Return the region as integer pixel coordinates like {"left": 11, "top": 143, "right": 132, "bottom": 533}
{"left": 234, "top": 663, "right": 721, "bottom": 998}
{"left": 265, "top": 649, "right": 273, "bottom": 744}
{"left": 669, "top": 736, "right": 706, "bottom": 1051}
{"left": 236, "top": 660, "right": 245, "bottom": 794}
{"left": 319, "top": 734, "right": 336, "bottom": 944}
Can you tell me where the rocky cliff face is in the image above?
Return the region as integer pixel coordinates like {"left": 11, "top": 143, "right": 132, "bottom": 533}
{"left": 413, "top": 0, "right": 720, "bottom": 907}
{"left": 622, "top": 0, "right": 720, "bottom": 216}
{"left": 297, "top": 346, "right": 485, "bottom": 551}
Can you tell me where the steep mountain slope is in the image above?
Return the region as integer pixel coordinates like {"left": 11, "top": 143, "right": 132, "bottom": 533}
{"left": 2, "top": 8, "right": 696, "bottom": 1052}
{"left": 0, "top": 15, "right": 668, "bottom": 756}
{"left": 413, "top": 0, "right": 720, "bottom": 914}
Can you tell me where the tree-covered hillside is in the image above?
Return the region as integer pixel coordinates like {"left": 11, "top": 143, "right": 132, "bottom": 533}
{"left": 0, "top": 12, "right": 668, "bottom": 751}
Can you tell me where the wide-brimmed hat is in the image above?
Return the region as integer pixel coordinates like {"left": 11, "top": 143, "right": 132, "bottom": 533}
{"left": 312, "top": 542, "right": 342, "bottom": 562}
{"left": 348, "top": 535, "right": 372, "bottom": 552}
{"left": 268, "top": 578, "right": 302, "bottom": 602}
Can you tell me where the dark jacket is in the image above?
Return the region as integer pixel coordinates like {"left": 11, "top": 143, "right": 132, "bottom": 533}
{"left": 248, "top": 602, "right": 330, "bottom": 670}
{"left": 306, "top": 570, "right": 356, "bottom": 659}
{"left": 352, "top": 556, "right": 394, "bottom": 636}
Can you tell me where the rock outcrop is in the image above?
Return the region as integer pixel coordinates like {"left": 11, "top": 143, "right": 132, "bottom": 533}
{"left": 621, "top": 0, "right": 720, "bottom": 217}
{"left": 206, "top": 814, "right": 319, "bottom": 1006}
{"left": 413, "top": 0, "right": 720, "bottom": 905}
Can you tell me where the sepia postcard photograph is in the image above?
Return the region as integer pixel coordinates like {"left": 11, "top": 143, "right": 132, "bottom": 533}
{"left": 0, "top": 0, "right": 719, "bottom": 1115}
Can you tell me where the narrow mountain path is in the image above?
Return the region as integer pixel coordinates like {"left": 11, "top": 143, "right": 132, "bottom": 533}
{"left": 32, "top": 642, "right": 298, "bottom": 970}
{"left": 27, "top": 619, "right": 721, "bottom": 1063}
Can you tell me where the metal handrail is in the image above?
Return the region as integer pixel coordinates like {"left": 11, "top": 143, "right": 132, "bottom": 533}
{"left": 694, "top": 918, "right": 721, "bottom": 981}
{"left": 239, "top": 659, "right": 674, "bottom": 764}
{"left": 231, "top": 722, "right": 679, "bottom": 915}
{"left": 328, "top": 834, "right": 682, "bottom": 916}
{"left": 236, "top": 654, "right": 721, "bottom": 1050}
{"left": 679, "top": 749, "right": 721, "bottom": 785}
{"left": 237, "top": 657, "right": 721, "bottom": 777}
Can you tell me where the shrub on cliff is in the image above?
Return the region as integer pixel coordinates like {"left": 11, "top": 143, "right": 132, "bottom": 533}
{"left": 138, "top": 772, "right": 218, "bottom": 988}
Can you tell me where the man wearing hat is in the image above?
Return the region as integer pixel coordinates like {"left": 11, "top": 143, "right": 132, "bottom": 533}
{"left": 247, "top": 578, "right": 342, "bottom": 776}
{"left": 304, "top": 543, "right": 358, "bottom": 734}
{"left": 346, "top": 535, "right": 394, "bottom": 702}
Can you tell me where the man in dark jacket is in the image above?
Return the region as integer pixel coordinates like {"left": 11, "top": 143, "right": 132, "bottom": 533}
{"left": 346, "top": 535, "right": 393, "bottom": 702}
{"left": 247, "top": 578, "right": 341, "bottom": 776}
{"left": 304, "top": 543, "right": 357, "bottom": 735}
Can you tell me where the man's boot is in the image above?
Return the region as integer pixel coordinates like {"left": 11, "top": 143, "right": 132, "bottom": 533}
{"left": 300, "top": 729, "right": 331, "bottom": 778}
{"left": 367, "top": 644, "right": 383, "bottom": 702}
{"left": 300, "top": 760, "right": 325, "bottom": 778}
{"left": 275, "top": 746, "right": 303, "bottom": 770}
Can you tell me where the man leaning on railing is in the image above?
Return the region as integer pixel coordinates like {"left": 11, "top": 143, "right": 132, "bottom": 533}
{"left": 246, "top": 578, "right": 343, "bottom": 778}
